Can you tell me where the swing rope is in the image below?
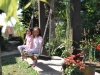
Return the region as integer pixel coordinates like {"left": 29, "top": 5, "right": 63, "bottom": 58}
{"left": 39, "top": 9, "right": 52, "bottom": 55}
{"left": 43, "top": 9, "right": 52, "bottom": 39}
{"left": 27, "top": 2, "right": 52, "bottom": 56}
{"left": 28, "top": 0, "right": 37, "bottom": 29}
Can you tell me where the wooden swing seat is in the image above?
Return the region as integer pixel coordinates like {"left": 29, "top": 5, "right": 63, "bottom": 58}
{"left": 34, "top": 54, "right": 52, "bottom": 60}
{"left": 23, "top": 50, "right": 52, "bottom": 60}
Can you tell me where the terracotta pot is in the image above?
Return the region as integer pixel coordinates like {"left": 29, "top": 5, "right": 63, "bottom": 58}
{"left": 84, "top": 64, "right": 96, "bottom": 75}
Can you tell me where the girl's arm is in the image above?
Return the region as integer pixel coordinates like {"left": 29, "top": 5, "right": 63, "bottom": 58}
{"left": 24, "top": 34, "right": 27, "bottom": 45}
{"left": 34, "top": 37, "right": 43, "bottom": 49}
{"left": 38, "top": 37, "right": 43, "bottom": 45}
{"left": 28, "top": 36, "right": 33, "bottom": 49}
{"left": 29, "top": 39, "right": 33, "bottom": 49}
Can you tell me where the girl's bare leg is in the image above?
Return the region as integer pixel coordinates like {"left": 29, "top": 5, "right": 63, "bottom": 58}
{"left": 21, "top": 54, "right": 25, "bottom": 61}
{"left": 29, "top": 56, "right": 37, "bottom": 67}
{"left": 29, "top": 56, "right": 35, "bottom": 60}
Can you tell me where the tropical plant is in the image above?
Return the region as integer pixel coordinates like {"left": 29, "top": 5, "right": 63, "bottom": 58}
{"left": 46, "top": 0, "right": 73, "bottom": 57}
{"left": 0, "top": 0, "right": 18, "bottom": 21}
{"left": 80, "top": 38, "right": 97, "bottom": 62}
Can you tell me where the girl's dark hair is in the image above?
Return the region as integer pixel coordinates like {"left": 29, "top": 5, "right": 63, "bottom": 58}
{"left": 26, "top": 28, "right": 33, "bottom": 35}
{"left": 33, "top": 27, "right": 41, "bottom": 36}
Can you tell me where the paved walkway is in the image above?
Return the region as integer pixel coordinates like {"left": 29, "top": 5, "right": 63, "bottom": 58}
{"left": 25, "top": 56, "right": 63, "bottom": 75}
{"left": 1, "top": 50, "right": 100, "bottom": 75}
{"left": 25, "top": 57, "right": 100, "bottom": 75}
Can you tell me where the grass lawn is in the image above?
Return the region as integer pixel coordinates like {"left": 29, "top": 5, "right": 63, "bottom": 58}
{"left": 2, "top": 54, "right": 39, "bottom": 75}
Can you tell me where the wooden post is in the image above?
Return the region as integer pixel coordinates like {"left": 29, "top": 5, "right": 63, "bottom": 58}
{"left": 70, "top": 0, "right": 81, "bottom": 49}
{"left": 38, "top": 0, "right": 45, "bottom": 36}
{"left": 38, "top": 0, "right": 48, "bottom": 55}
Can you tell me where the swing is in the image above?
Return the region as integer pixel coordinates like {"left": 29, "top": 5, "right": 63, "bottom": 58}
{"left": 24, "top": 5, "right": 52, "bottom": 60}
{"left": 33, "top": 9, "right": 52, "bottom": 60}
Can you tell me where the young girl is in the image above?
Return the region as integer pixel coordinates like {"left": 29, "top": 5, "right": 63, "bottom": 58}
{"left": 17, "top": 28, "right": 33, "bottom": 60}
{"left": 25, "top": 27, "right": 43, "bottom": 67}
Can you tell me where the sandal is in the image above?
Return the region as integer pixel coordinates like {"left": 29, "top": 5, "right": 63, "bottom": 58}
{"left": 21, "top": 56, "right": 24, "bottom": 61}
{"left": 32, "top": 60, "right": 37, "bottom": 67}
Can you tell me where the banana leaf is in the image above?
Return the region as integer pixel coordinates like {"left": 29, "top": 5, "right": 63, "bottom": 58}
{"left": 0, "top": 0, "right": 18, "bottom": 21}
{"left": 24, "top": 0, "right": 50, "bottom": 9}
{"left": 40, "top": 0, "right": 50, "bottom": 5}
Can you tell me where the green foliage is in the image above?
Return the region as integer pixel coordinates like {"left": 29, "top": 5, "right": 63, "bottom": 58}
{"left": 19, "top": 0, "right": 50, "bottom": 28}
{"left": 19, "top": 0, "right": 34, "bottom": 28}
{"left": 48, "top": 0, "right": 72, "bottom": 57}
{"left": 14, "top": 23, "right": 26, "bottom": 39}
{"left": 65, "top": 65, "right": 83, "bottom": 75}
{"left": 0, "top": 0, "right": 18, "bottom": 21}
{"left": 81, "top": 0, "right": 100, "bottom": 29}
{"left": 80, "top": 39, "right": 97, "bottom": 61}
{"left": 55, "top": 0, "right": 66, "bottom": 20}
{"left": 45, "top": 21, "right": 67, "bottom": 56}
{"left": 81, "top": 0, "right": 100, "bottom": 61}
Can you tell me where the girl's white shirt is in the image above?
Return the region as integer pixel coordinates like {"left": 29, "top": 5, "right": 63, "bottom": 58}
{"left": 32, "top": 36, "right": 43, "bottom": 51}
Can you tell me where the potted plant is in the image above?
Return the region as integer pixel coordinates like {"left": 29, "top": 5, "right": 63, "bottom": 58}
{"left": 62, "top": 53, "right": 85, "bottom": 75}
{"left": 80, "top": 40, "right": 96, "bottom": 75}
{"left": 84, "top": 42, "right": 100, "bottom": 75}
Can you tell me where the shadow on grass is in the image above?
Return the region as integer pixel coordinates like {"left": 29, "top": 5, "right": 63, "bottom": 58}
{"left": 1, "top": 54, "right": 20, "bottom": 66}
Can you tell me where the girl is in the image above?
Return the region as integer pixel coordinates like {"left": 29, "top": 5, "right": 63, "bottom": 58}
{"left": 17, "top": 28, "right": 33, "bottom": 61}
{"left": 25, "top": 27, "right": 43, "bottom": 67}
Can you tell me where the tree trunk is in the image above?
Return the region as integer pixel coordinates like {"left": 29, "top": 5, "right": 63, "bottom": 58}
{"left": 48, "top": 0, "right": 55, "bottom": 56}
{"left": 49, "top": 0, "right": 55, "bottom": 40}
{"left": 70, "top": 0, "right": 81, "bottom": 50}
{"left": 65, "top": 1, "right": 73, "bottom": 54}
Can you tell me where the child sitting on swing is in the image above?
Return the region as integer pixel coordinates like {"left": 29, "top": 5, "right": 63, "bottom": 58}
{"left": 17, "top": 28, "right": 33, "bottom": 61}
{"left": 25, "top": 27, "right": 43, "bottom": 67}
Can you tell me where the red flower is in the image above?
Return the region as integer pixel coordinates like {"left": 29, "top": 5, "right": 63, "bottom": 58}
{"left": 80, "top": 66, "right": 85, "bottom": 70}
{"left": 66, "top": 57, "right": 73, "bottom": 60}
{"left": 64, "top": 54, "right": 85, "bottom": 71}
{"left": 70, "top": 55, "right": 76, "bottom": 59}
{"left": 94, "top": 42, "right": 96, "bottom": 45}
{"left": 97, "top": 44, "right": 100, "bottom": 50}
{"left": 76, "top": 59, "right": 80, "bottom": 63}
{"left": 76, "top": 53, "right": 83, "bottom": 56}
{"left": 66, "top": 61, "right": 70, "bottom": 65}
{"left": 70, "top": 60, "right": 76, "bottom": 64}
